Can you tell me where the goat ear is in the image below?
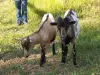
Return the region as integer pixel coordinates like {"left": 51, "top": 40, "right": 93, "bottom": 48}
{"left": 69, "top": 21, "right": 76, "bottom": 25}
{"left": 50, "top": 22, "right": 57, "bottom": 26}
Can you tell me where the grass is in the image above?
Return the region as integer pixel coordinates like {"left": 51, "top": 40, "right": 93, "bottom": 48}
{"left": 0, "top": 0, "right": 100, "bottom": 75}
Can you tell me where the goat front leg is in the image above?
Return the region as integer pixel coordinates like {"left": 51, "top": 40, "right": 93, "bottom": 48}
{"left": 40, "top": 45, "right": 46, "bottom": 66}
{"left": 61, "top": 43, "right": 68, "bottom": 63}
{"left": 72, "top": 44, "right": 77, "bottom": 65}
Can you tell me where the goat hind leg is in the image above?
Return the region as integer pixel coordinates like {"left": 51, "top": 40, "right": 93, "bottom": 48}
{"left": 40, "top": 45, "right": 46, "bottom": 66}
{"left": 72, "top": 44, "right": 77, "bottom": 65}
{"left": 52, "top": 42, "right": 56, "bottom": 55}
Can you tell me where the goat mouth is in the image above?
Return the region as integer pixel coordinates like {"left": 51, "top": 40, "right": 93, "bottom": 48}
{"left": 61, "top": 37, "right": 65, "bottom": 41}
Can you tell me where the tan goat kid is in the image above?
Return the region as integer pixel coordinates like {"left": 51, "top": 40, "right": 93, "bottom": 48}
{"left": 21, "top": 13, "right": 57, "bottom": 66}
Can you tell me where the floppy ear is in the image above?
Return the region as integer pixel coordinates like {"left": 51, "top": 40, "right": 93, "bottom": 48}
{"left": 50, "top": 22, "right": 57, "bottom": 26}
{"left": 69, "top": 21, "right": 76, "bottom": 25}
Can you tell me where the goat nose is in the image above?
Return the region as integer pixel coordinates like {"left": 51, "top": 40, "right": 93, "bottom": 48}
{"left": 61, "top": 36, "right": 65, "bottom": 41}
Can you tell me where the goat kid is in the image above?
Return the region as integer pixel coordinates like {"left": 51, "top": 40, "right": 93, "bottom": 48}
{"left": 21, "top": 13, "right": 57, "bottom": 66}
{"left": 50, "top": 9, "right": 80, "bottom": 66}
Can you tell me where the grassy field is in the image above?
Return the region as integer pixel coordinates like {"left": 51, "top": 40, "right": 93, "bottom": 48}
{"left": 0, "top": 0, "right": 100, "bottom": 75}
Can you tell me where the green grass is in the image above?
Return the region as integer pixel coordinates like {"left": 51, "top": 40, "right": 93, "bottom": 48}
{"left": 0, "top": 0, "right": 100, "bottom": 75}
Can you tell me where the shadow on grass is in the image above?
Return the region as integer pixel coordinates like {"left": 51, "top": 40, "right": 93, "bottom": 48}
{"left": 1, "top": 22, "right": 100, "bottom": 68}
{"left": 0, "top": 19, "right": 14, "bottom": 25}
{"left": 0, "top": 43, "right": 61, "bottom": 61}
{"left": 28, "top": 3, "right": 47, "bottom": 18}
{"left": 0, "top": 0, "right": 7, "bottom": 2}
{"left": 0, "top": 44, "right": 23, "bottom": 60}
{"left": 2, "top": 26, "right": 22, "bottom": 33}
{"left": 0, "top": 44, "right": 53, "bottom": 61}
{"left": 0, "top": 14, "right": 15, "bottom": 25}
{"left": 27, "top": 2, "right": 64, "bottom": 20}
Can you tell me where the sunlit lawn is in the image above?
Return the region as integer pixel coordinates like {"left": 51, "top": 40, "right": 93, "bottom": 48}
{"left": 0, "top": 0, "right": 100, "bottom": 75}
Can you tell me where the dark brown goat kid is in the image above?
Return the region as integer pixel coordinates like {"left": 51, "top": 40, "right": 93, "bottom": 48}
{"left": 21, "top": 13, "right": 57, "bottom": 66}
{"left": 51, "top": 9, "right": 80, "bottom": 66}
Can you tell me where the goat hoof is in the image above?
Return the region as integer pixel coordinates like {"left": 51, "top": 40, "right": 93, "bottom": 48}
{"left": 25, "top": 55, "right": 29, "bottom": 58}
{"left": 74, "top": 63, "right": 78, "bottom": 67}
{"left": 61, "top": 60, "right": 66, "bottom": 63}
{"left": 44, "top": 59, "right": 46, "bottom": 64}
{"left": 61, "top": 62, "right": 65, "bottom": 65}
{"left": 40, "top": 63, "right": 43, "bottom": 67}
{"left": 53, "top": 53, "right": 57, "bottom": 55}
{"left": 40, "top": 60, "right": 46, "bottom": 67}
{"left": 61, "top": 61, "right": 66, "bottom": 64}
{"left": 74, "top": 62, "right": 77, "bottom": 65}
